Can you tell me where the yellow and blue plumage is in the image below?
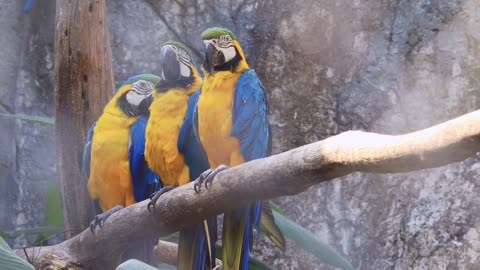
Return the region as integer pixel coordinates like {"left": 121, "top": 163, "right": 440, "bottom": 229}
{"left": 82, "top": 74, "right": 161, "bottom": 263}
{"left": 145, "top": 41, "right": 216, "bottom": 270}
{"left": 197, "top": 27, "right": 284, "bottom": 270}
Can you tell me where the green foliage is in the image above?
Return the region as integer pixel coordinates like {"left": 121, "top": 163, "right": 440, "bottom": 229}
{"left": 0, "top": 184, "right": 64, "bottom": 243}
{"left": 0, "top": 227, "right": 64, "bottom": 239}
{"left": 268, "top": 201, "right": 286, "bottom": 216}
{"left": 42, "top": 184, "right": 64, "bottom": 238}
{"left": 0, "top": 236, "right": 34, "bottom": 270}
{"left": 270, "top": 202, "right": 354, "bottom": 270}
{"left": 0, "top": 113, "right": 54, "bottom": 126}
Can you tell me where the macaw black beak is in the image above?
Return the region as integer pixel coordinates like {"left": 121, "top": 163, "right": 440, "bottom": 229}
{"left": 137, "top": 94, "right": 154, "bottom": 115}
{"left": 204, "top": 42, "right": 225, "bottom": 73}
{"left": 160, "top": 45, "right": 180, "bottom": 81}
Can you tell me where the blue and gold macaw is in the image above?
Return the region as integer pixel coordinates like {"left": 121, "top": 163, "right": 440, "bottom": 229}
{"left": 196, "top": 27, "right": 282, "bottom": 270}
{"left": 82, "top": 74, "right": 161, "bottom": 262}
{"left": 145, "top": 41, "right": 216, "bottom": 270}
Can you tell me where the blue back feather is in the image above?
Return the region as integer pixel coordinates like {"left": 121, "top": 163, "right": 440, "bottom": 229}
{"left": 178, "top": 89, "right": 216, "bottom": 270}
{"left": 129, "top": 115, "right": 161, "bottom": 202}
{"left": 178, "top": 90, "right": 211, "bottom": 179}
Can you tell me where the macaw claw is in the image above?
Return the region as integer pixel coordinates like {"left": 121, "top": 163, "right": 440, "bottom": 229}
{"left": 89, "top": 205, "right": 124, "bottom": 233}
{"left": 193, "top": 164, "right": 230, "bottom": 193}
{"left": 147, "top": 186, "right": 176, "bottom": 212}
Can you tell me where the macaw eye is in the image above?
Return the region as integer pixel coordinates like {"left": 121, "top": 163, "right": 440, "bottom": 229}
{"left": 133, "top": 80, "right": 153, "bottom": 94}
{"left": 219, "top": 35, "right": 232, "bottom": 47}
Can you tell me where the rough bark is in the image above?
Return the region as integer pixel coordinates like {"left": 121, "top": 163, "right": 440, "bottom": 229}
{"left": 54, "top": 0, "right": 115, "bottom": 238}
{"left": 15, "top": 109, "right": 480, "bottom": 270}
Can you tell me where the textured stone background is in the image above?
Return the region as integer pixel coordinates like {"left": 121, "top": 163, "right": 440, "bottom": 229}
{"left": 1, "top": 0, "right": 480, "bottom": 269}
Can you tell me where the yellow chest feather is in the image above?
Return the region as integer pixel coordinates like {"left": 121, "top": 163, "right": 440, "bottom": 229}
{"left": 145, "top": 90, "right": 190, "bottom": 186}
{"left": 87, "top": 112, "right": 137, "bottom": 211}
{"left": 198, "top": 72, "right": 245, "bottom": 167}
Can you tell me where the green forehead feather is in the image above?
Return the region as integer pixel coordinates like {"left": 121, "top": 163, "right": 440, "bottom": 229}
{"left": 201, "top": 27, "right": 238, "bottom": 41}
{"left": 120, "top": 73, "right": 160, "bottom": 89}
{"left": 162, "top": 40, "right": 193, "bottom": 58}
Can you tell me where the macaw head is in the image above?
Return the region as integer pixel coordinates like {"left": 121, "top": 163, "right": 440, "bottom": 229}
{"left": 116, "top": 74, "right": 160, "bottom": 116}
{"left": 156, "top": 41, "right": 202, "bottom": 94}
{"left": 201, "top": 27, "right": 249, "bottom": 74}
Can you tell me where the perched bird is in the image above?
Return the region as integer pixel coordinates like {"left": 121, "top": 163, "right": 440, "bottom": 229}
{"left": 82, "top": 74, "right": 161, "bottom": 262}
{"left": 145, "top": 41, "right": 216, "bottom": 270}
{"left": 196, "top": 27, "right": 284, "bottom": 270}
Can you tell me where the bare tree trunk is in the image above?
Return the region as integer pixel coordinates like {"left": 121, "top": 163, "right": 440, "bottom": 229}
{"left": 54, "top": 0, "right": 115, "bottom": 238}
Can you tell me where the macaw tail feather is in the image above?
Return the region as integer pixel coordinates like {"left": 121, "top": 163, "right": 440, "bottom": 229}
{"left": 261, "top": 202, "right": 286, "bottom": 251}
{"left": 223, "top": 201, "right": 262, "bottom": 270}
{"left": 178, "top": 217, "right": 217, "bottom": 270}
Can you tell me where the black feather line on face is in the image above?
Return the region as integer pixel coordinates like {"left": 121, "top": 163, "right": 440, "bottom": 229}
{"left": 213, "top": 47, "right": 242, "bottom": 73}
{"left": 155, "top": 68, "right": 195, "bottom": 92}
{"left": 117, "top": 91, "right": 152, "bottom": 116}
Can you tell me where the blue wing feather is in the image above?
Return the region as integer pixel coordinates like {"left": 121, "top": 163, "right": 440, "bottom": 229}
{"left": 129, "top": 116, "right": 161, "bottom": 202}
{"left": 178, "top": 90, "right": 210, "bottom": 180}
{"left": 232, "top": 69, "right": 268, "bottom": 235}
{"left": 231, "top": 70, "right": 270, "bottom": 161}
{"left": 82, "top": 122, "right": 96, "bottom": 179}
{"left": 178, "top": 90, "right": 216, "bottom": 270}
{"left": 231, "top": 70, "right": 269, "bottom": 268}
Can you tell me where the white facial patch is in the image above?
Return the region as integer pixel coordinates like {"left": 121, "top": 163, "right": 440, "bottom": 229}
{"left": 180, "top": 62, "right": 191, "bottom": 77}
{"left": 205, "top": 37, "right": 237, "bottom": 64}
{"left": 221, "top": 46, "right": 236, "bottom": 63}
{"left": 127, "top": 79, "right": 154, "bottom": 106}
{"left": 126, "top": 91, "right": 144, "bottom": 106}
{"left": 176, "top": 48, "right": 192, "bottom": 78}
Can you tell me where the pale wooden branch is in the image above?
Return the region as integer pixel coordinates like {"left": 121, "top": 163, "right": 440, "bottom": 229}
{"left": 15, "top": 110, "right": 480, "bottom": 270}
{"left": 153, "top": 240, "right": 223, "bottom": 268}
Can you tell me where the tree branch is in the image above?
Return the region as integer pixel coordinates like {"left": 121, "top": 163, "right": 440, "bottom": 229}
{"left": 16, "top": 110, "right": 480, "bottom": 269}
{"left": 153, "top": 240, "right": 223, "bottom": 268}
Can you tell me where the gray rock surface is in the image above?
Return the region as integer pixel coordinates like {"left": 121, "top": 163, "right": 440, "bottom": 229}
{"left": 1, "top": 0, "right": 480, "bottom": 269}
{"left": 0, "top": 0, "right": 56, "bottom": 247}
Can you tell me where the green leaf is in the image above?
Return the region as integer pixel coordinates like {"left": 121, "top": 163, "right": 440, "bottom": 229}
{"left": 116, "top": 259, "right": 163, "bottom": 270}
{"left": 1, "top": 185, "right": 65, "bottom": 244}
{"left": 0, "top": 113, "right": 54, "bottom": 126}
{"left": 270, "top": 203, "right": 354, "bottom": 270}
{"left": 42, "top": 184, "right": 64, "bottom": 238}
{"left": 0, "top": 236, "right": 35, "bottom": 270}
{"left": 269, "top": 201, "right": 286, "bottom": 216}
{"left": 0, "top": 226, "right": 64, "bottom": 239}
{"left": 215, "top": 245, "right": 275, "bottom": 270}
